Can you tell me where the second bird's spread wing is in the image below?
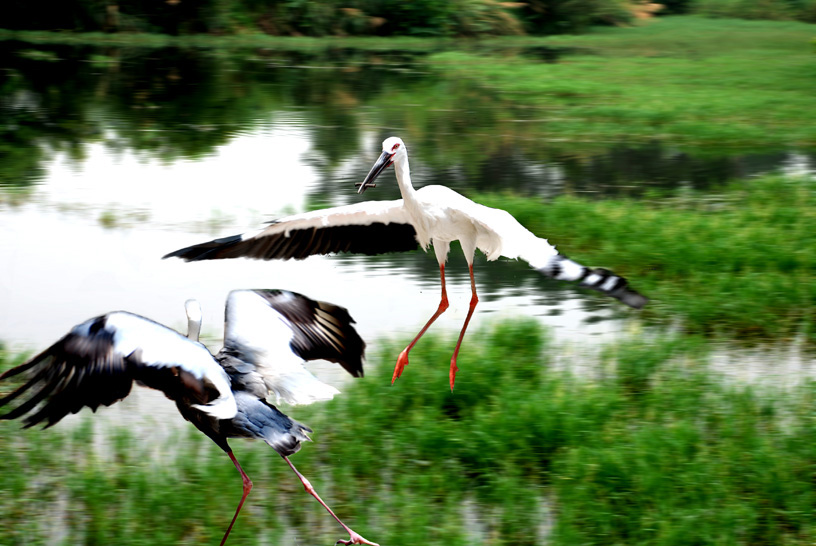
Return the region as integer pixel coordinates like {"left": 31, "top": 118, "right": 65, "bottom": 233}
{"left": 0, "top": 312, "right": 236, "bottom": 428}
{"left": 164, "top": 200, "right": 418, "bottom": 262}
{"left": 219, "top": 290, "right": 366, "bottom": 406}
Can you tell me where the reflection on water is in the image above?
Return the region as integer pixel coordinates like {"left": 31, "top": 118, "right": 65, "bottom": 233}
{"left": 3, "top": 40, "right": 814, "bottom": 196}
{"left": 0, "top": 202, "right": 628, "bottom": 352}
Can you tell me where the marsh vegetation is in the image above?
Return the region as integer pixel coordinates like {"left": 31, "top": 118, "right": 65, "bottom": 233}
{"left": 3, "top": 326, "right": 816, "bottom": 545}
{"left": 1, "top": 14, "right": 815, "bottom": 546}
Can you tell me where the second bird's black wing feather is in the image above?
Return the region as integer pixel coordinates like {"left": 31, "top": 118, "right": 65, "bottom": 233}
{"left": 0, "top": 320, "right": 135, "bottom": 428}
{"left": 251, "top": 289, "right": 366, "bottom": 378}
{"left": 0, "top": 312, "right": 235, "bottom": 429}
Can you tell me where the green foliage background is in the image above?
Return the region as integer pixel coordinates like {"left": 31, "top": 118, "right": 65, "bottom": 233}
{"left": 4, "top": 0, "right": 816, "bottom": 36}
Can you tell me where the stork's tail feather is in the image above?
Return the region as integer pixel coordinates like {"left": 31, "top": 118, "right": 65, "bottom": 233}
{"left": 267, "top": 419, "right": 313, "bottom": 457}
{"left": 539, "top": 255, "right": 648, "bottom": 309}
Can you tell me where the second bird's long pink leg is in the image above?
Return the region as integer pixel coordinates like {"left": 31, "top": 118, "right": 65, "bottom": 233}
{"left": 393, "top": 264, "right": 450, "bottom": 384}
{"left": 283, "top": 456, "right": 379, "bottom": 546}
{"left": 449, "top": 264, "right": 479, "bottom": 391}
{"left": 220, "top": 450, "right": 253, "bottom": 546}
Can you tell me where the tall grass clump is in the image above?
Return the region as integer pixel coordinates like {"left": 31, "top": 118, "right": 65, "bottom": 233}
{"left": 551, "top": 343, "right": 816, "bottom": 544}
{"left": 303, "top": 324, "right": 816, "bottom": 544}
{"left": 306, "top": 325, "right": 816, "bottom": 545}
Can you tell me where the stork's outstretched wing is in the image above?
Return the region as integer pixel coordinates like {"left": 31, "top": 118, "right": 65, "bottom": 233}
{"left": 164, "top": 200, "right": 418, "bottom": 262}
{"left": 218, "top": 290, "right": 366, "bottom": 406}
{"left": 0, "top": 312, "right": 236, "bottom": 428}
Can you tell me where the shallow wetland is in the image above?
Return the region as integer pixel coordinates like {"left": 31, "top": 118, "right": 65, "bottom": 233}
{"left": 2, "top": 16, "right": 816, "bottom": 545}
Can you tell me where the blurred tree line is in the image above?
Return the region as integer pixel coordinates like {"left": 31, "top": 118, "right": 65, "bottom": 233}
{"left": 3, "top": 0, "right": 814, "bottom": 37}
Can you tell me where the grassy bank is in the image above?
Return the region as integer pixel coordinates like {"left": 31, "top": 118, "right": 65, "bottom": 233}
{"left": 2, "top": 324, "right": 816, "bottom": 545}
{"left": 426, "top": 16, "right": 816, "bottom": 149}
{"left": 4, "top": 17, "right": 816, "bottom": 158}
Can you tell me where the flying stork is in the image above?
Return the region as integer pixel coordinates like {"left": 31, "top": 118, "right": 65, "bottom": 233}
{"left": 0, "top": 289, "right": 377, "bottom": 546}
{"left": 164, "top": 137, "right": 648, "bottom": 390}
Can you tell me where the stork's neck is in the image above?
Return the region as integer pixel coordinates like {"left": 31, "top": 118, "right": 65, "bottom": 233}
{"left": 393, "top": 153, "right": 419, "bottom": 207}
{"left": 187, "top": 317, "right": 201, "bottom": 341}
{"left": 185, "top": 299, "right": 202, "bottom": 341}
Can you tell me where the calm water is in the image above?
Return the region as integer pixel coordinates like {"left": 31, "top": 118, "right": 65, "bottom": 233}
{"left": 2, "top": 41, "right": 814, "bottom": 370}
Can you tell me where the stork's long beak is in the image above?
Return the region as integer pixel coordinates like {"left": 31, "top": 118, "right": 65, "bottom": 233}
{"left": 357, "top": 151, "right": 394, "bottom": 194}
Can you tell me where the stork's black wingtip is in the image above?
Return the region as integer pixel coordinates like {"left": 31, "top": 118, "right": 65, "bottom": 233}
{"left": 162, "top": 252, "right": 194, "bottom": 262}
{"left": 349, "top": 363, "right": 364, "bottom": 378}
{"left": 162, "top": 234, "right": 246, "bottom": 263}
{"left": 335, "top": 359, "right": 365, "bottom": 379}
{"left": 161, "top": 246, "right": 193, "bottom": 260}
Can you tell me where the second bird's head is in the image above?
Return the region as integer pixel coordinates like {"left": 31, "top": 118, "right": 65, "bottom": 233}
{"left": 357, "top": 136, "right": 406, "bottom": 194}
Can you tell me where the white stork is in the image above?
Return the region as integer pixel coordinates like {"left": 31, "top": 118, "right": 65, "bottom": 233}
{"left": 165, "top": 137, "right": 648, "bottom": 390}
{"left": 0, "top": 289, "right": 377, "bottom": 546}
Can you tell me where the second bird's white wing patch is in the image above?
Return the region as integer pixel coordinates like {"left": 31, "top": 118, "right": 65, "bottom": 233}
{"left": 224, "top": 291, "right": 340, "bottom": 405}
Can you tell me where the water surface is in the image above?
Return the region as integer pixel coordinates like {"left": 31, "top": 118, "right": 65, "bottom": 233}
{"left": 2, "top": 41, "right": 813, "bottom": 369}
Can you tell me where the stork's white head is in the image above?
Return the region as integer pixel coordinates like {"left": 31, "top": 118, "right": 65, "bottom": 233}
{"left": 357, "top": 136, "right": 406, "bottom": 194}
{"left": 382, "top": 136, "right": 405, "bottom": 155}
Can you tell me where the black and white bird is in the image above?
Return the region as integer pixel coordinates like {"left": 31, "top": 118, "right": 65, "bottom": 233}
{"left": 0, "top": 289, "right": 377, "bottom": 546}
{"left": 165, "top": 137, "right": 648, "bottom": 390}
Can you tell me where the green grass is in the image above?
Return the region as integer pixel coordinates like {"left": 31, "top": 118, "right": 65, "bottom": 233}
{"left": 3, "top": 324, "right": 816, "bottom": 545}
{"left": 477, "top": 174, "right": 816, "bottom": 343}
{"left": 308, "top": 326, "right": 816, "bottom": 545}
{"left": 426, "top": 16, "right": 816, "bottom": 149}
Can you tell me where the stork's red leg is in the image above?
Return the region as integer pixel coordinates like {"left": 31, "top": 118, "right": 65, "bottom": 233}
{"left": 283, "top": 456, "right": 379, "bottom": 546}
{"left": 449, "top": 264, "right": 478, "bottom": 391}
{"left": 393, "top": 264, "right": 449, "bottom": 384}
{"left": 220, "top": 450, "right": 253, "bottom": 546}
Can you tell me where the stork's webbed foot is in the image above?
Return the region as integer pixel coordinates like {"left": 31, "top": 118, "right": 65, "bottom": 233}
{"left": 392, "top": 348, "right": 409, "bottom": 384}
